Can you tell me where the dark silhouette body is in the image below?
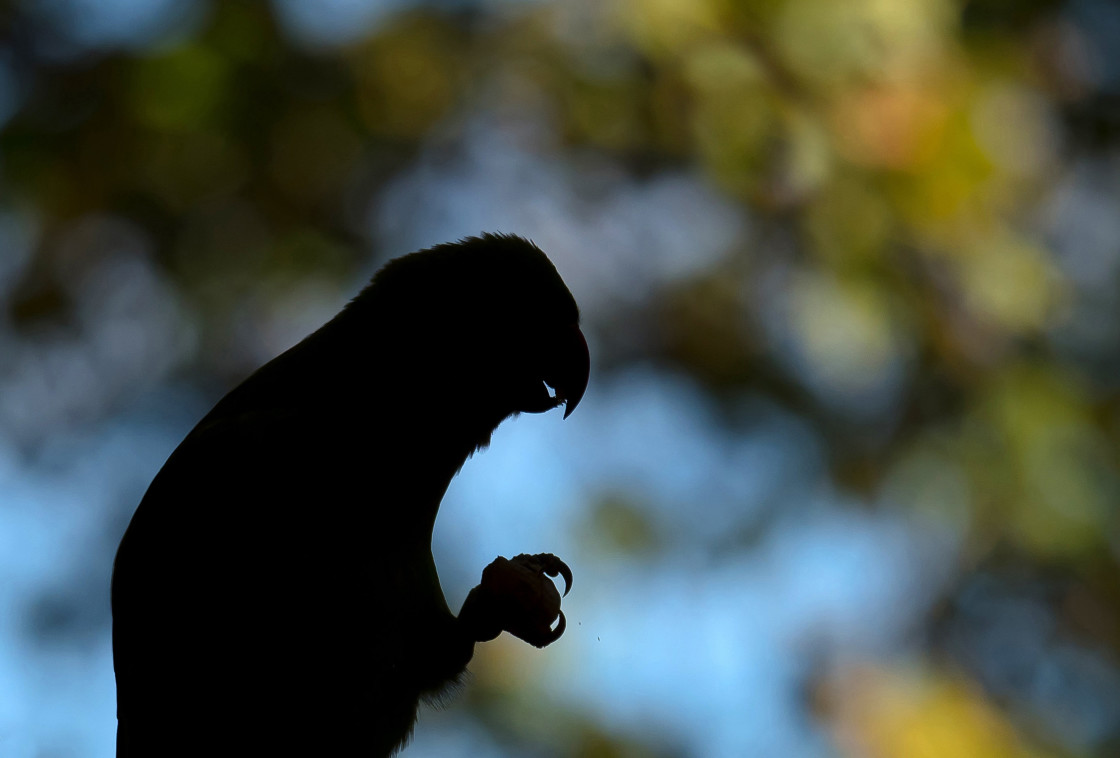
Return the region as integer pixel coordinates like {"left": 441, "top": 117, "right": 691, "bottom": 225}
{"left": 111, "top": 234, "right": 588, "bottom": 756}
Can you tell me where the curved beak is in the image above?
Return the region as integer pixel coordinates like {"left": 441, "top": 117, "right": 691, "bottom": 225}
{"left": 546, "top": 325, "right": 590, "bottom": 419}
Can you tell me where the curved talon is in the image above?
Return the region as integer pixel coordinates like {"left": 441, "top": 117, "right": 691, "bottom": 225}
{"left": 550, "top": 610, "right": 566, "bottom": 641}
{"left": 523, "top": 610, "right": 567, "bottom": 649}
{"left": 516, "top": 552, "right": 573, "bottom": 596}
{"left": 546, "top": 557, "right": 573, "bottom": 597}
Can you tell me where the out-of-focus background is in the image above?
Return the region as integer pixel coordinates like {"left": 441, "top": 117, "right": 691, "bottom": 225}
{"left": 1, "top": 0, "right": 1119, "bottom": 755}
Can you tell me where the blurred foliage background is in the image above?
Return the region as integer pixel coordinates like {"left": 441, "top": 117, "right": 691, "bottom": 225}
{"left": 1, "top": 0, "right": 1119, "bottom": 756}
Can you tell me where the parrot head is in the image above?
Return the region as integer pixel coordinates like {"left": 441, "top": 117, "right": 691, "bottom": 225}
{"left": 348, "top": 233, "right": 590, "bottom": 425}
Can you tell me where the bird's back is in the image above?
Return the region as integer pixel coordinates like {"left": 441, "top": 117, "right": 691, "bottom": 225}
{"left": 112, "top": 399, "right": 463, "bottom": 755}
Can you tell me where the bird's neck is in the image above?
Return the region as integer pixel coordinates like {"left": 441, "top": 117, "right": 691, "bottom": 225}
{"left": 211, "top": 315, "right": 509, "bottom": 544}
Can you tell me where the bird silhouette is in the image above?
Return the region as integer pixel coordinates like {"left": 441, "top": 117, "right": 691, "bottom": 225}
{"left": 111, "top": 233, "right": 589, "bottom": 756}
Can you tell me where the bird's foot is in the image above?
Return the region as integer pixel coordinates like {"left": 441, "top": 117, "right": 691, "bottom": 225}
{"left": 459, "top": 553, "right": 572, "bottom": 648}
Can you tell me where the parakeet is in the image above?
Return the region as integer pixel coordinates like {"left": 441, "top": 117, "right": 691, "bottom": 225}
{"left": 111, "top": 233, "right": 589, "bottom": 756}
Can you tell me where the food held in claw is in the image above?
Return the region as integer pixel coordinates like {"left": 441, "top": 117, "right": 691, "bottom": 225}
{"left": 463, "top": 553, "right": 572, "bottom": 648}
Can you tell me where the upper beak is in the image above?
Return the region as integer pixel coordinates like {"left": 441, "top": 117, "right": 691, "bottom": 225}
{"left": 545, "top": 325, "right": 590, "bottom": 419}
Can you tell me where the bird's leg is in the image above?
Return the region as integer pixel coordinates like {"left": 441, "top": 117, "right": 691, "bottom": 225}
{"left": 458, "top": 553, "right": 572, "bottom": 648}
